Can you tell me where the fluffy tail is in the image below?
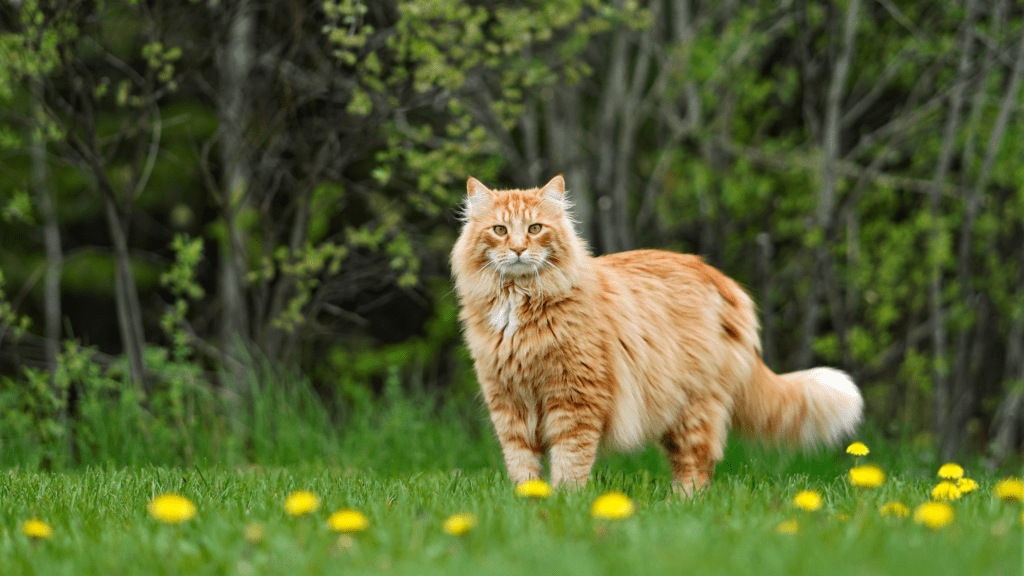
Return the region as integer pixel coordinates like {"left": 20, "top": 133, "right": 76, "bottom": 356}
{"left": 733, "top": 359, "right": 863, "bottom": 448}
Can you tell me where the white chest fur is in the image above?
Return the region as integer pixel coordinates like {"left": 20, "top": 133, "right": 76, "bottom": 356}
{"left": 489, "top": 293, "right": 523, "bottom": 338}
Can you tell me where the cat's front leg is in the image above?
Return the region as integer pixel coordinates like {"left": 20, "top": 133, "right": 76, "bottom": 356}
{"left": 485, "top": 390, "right": 543, "bottom": 485}
{"left": 544, "top": 392, "right": 606, "bottom": 488}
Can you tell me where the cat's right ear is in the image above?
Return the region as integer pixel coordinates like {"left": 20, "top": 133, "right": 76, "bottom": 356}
{"left": 465, "top": 176, "right": 494, "bottom": 219}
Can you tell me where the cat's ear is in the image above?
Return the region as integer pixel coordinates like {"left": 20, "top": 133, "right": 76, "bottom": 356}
{"left": 540, "top": 174, "right": 568, "bottom": 211}
{"left": 465, "top": 176, "right": 495, "bottom": 219}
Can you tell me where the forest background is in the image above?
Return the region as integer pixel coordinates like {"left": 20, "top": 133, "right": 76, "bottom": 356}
{"left": 1, "top": 0, "right": 1023, "bottom": 472}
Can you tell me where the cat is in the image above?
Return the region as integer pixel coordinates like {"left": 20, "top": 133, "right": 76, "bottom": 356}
{"left": 451, "top": 174, "right": 863, "bottom": 494}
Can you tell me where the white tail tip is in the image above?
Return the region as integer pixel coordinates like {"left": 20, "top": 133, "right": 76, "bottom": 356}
{"left": 798, "top": 367, "right": 864, "bottom": 447}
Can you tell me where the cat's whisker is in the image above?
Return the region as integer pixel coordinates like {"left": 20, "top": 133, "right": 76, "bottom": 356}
{"left": 538, "top": 259, "right": 573, "bottom": 290}
{"left": 462, "top": 262, "right": 495, "bottom": 286}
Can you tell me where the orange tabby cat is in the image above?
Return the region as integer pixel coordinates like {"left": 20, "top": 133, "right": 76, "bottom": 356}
{"left": 451, "top": 175, "right": 863, "bottom": 493}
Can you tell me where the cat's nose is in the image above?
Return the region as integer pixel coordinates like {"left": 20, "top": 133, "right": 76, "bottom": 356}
{"left": 511, "top": 247, "right": 526, "bottom": 256}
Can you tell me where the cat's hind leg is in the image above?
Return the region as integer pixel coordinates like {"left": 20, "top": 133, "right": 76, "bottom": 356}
{"left": 660, "top": 395, "right": 731, "bottom": 496}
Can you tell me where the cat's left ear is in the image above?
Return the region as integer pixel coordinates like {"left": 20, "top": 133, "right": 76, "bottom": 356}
{"left": 540, "top": 175, "right": 567, "bottom": 210}
{"left": 465, "top": 176, "right": 496, "bottom": 219}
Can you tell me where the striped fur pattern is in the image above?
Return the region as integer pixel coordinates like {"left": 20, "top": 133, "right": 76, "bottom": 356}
{"left": 451, "top": 175, "right": 864, "bottom": 493}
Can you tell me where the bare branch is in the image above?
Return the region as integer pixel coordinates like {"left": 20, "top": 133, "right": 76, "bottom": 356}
{"left": 716, "top": 137, "right": 966, "bottom": 198}
{"left": 876, "top": 0, "right": 927, "bottom": 45}
{"left": 841, "top": 44, "right": 917, "bottom": 128}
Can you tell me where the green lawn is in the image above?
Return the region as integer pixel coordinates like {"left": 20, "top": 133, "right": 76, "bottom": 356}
{"left": 3, "top": 454, "right": 1022, "bottom": 576}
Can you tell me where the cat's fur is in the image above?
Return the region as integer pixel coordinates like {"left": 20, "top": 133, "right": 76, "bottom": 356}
{"left": 451, "top": 175, "right": 863, "bottom": 493}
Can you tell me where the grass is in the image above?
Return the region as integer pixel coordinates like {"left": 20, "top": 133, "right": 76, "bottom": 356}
{"left": 3, "top": 359, "right": 1023, "bottom": 574}
{"left": 3, "top": 445, "right": 1023, "bottom": 575}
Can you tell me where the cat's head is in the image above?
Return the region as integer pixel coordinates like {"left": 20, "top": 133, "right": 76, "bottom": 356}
{"left": 451, "top": 175, "right": 587, "bottom": 298}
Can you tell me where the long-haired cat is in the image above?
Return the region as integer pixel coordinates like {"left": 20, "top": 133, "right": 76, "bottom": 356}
{"left": 451, "top": 175, "right": 863, "bottom": 494}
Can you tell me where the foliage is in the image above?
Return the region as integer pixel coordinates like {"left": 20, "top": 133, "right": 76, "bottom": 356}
{"left": 1, "top": 0, "right": 1024, "bottom": 461}
{"left": 0, "top": 269, "right": 32, "bottom": 343}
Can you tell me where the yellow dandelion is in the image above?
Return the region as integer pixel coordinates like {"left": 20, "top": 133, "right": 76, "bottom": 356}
{"left": 845, "top": 442, "right": 869, "bottom": 456}
{"left": 21, "top": 519, "right": 53, "bottom": 539}
{"left": 327, "top": 509, "right": 369, "bottom": 533}
{"left": 792, "top": 490, "right": 823, "bottom": 512}
{"left": 879, "top": 502, "right": 910, "bottom": 518}
{"left": 283, "top": 490, "right": 320, "bottom": 516}
{"left": 776, "top": 519, "right": 799, "bottom": 534}
{"left": 515, "top": 479, "right": 553, "bottom": 499}
{"left": 848, "top": 464, "right": 886, "bottom": 488}
{"left": 931, "top": 481, "right": 962, "bottom": 501}
{"left": 994, "top": 478, "right": 1024, "bottom": 502}
{"left": 244, "top": 522, "right": 265, "bottom": 544}
{"left": 956, "top": 478, "right": 979, "bottom": 494}
{"left": 147, "top": 493, "right": 197, "bottom": 525}
{"left": 913, "top": 501, "right": 954, "bottom": 530}
{"left": 937, "top": 463, "right": 964, "bottom": 480}
{"left": 591, "top": 491, "right": 635, "bottom": 520}
{"left": 442, "top": 512, "right": 477, "bottom": 536}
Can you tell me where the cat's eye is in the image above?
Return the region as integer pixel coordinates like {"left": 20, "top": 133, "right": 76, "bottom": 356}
{"left": 528, "top": 223, "right": 542, "bottom": 234}
{"left": 493, "top": 225, "right": 507, "bottom": 236}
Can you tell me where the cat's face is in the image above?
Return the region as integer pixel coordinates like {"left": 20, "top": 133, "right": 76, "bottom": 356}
{"left": 454, "top": 175, "right": 576, "bottom": 281}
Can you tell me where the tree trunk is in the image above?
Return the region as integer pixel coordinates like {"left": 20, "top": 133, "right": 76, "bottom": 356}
{"left": 990, "top": 245, "right": 1024, "bottom": 464}
{"left": 796, "top": 0, "right": 860, "bottom": 368}
{"left": 756, "top": 232, "right": 776, "bottom": 367}
{"left": 609, "top": 0, "right": 659, "bottom": 253}
{"left": 844, "top": 209, "right": 859, "bottom": 366}
{"left": 636, "top": 0, "right": 701, "bottom": 235}
{"left": 32, "top": 80, "right": 62, "bottom": 380}
{"left": 32, "top": 78, "right": 66, "bottom": 455}
{"left": 102, "top": 192, "right": 146, "bottom": 388}
{"left": 216, "top": 0, "right": 255, "bottom": 390}
{"left": 933, "top": 0, "right": 976, "bottom": 458}
{"left": 945, "top": 13, "right": 1024, "bottom": 459}
{"left": 594, "top": 0, "right": 629, "bottom": 254}
{"left": 520, "top": 94, "right": 542, "bottom": 185}
{"left": 544, "top": 88, "right": 593, "bottom": 247}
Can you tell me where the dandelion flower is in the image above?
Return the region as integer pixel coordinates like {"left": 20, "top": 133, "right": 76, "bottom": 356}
{"left": 244, "top": 523, "right": 265, "bottom": 544}
{"left": 591, "top": 491, "right": 635, "bottom": 520}
{"left": 442, "top": 512, "right": 477, "bottom": 536}
{"left": 879, "top": 502, "right": 910, "bottom": 518}
{"left": 931, "top": 481, "right": 962, "bottom": 501}
{"left": 515, "top": 479, "right": 553, "bottom": 499}
{"left": 913, "top": 501, "right": 954, "bottom": 530}
{"left": 284, "top": 490, "right": 320, "bottom": 516}
{"left": 846, "top": 442, "right": 869, "bottom": 456}
{"left": 994, "top": 478, "right": 1024, "bottom": 502}
{"left": 792, "top": 490, "right": 823, "bottom": 512}
{"left": 937, "top": 463, "right": 964, "bottom": 480}
{"left": 327, "top": 509, "right": 369, "bottom": 533}
{"left": 21, "top": 519, "right": 53, "bottom": 539}
{"left": 848, "top": 464, "right": 886, "bottom": 488}
{"left": 147, "top": 493, "right": 197, "bottom": 524}
{"left": 776, "top": 519, "right": 799, "bottom": 534}
{"left": 956, "top": 478, "right": 978, "bottom": 494}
